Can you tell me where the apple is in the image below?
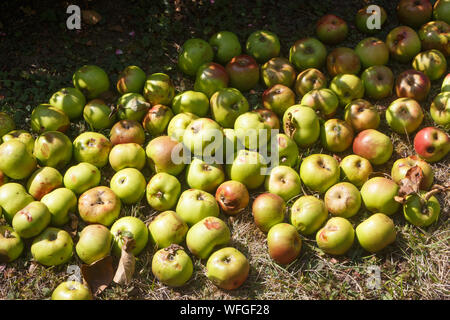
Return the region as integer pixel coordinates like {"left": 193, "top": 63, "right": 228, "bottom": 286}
{"left": 355, "top": 5, "right": 387, "bottom": 34}
{"left": 419, "top": 21, "right": 450, "bottom": 57}
{"left": 51, "top": 281, "right": 93, "bottom": 300}
{"left": 0, "top": 140, "right": 37, "bottom": 180}
{"left": 414, "top": 126, "right": 450, "bottom": 162}
{"left": 194, "top": 62, "right": 229, "bottom": 98}
{"left": 143, "top": 73, "right": 175, "bottom": 105}
{"left": 116, "top": 93, "right": 150, "bottom": 122}
{"left": 320, "top": 119, "right": 354, "bottom": 153}
{"left": 391, "top": 155, "right": 434, "bottom": 190}
{"left": 326, "top": 47, "right": 361, "bottom": 77}
{"left": 183, "top": 118, "right": 223, "bottom": 157}
{"left": 300, "top": 88, "right": 339, "bottom": 118}
{"left": 294, "top": 68, "right": 327, "bottom": 98}
{"left": 252, "top": 193, "right": 285, "bottom": 232}
{"left": 152, "top": 245, "right": 193, "bottom": 287}
{"left": 142, "top": 104, "right": 173, "bottom": 136}
{"left": 73, "top": 132, "right": 112, "bottom": 168}
{"left": 265, "top": 165, "right": 301, "bottom": 202}
{"left": 26, "top": 167, "right": 63, "bottom": 200}
{"left": 316, "top": 217, "right": 354, "bottom": 255}
{"left": 172, "top": 91, "right": 209, "bottom": 117}
{"left": 339, "top": 155, "right": 373, "bottom": 188}
{"left": 31, "top": 104, "right": 70, "bottom": 134}
{"left": 403, "top": 192, "right": 440, "bottom": 227}
{"left": 430, "top": 92, "right": 450, "bottom": 127}
{"left": 353, "top": 129, "right": 393, "bottom": 165}
{"left": 49, "top": 87, "right": 86, "bottom": 120}
{"left": 78, "top": 186, "right": 121, "bottom": 227}
{"left": 146, "top": 172, "right": 181, "bottom": 211}
{"left": 72, "top": 65, "right": 110, "bottom": 99}
{"left": 274, "top": 133, "right": 299, "bottom": 168}
{"left": 261, "top": 57, "right": 296, "bottom": 88}
{"left": 355, "top": 38, "right": 389, "bottom": 68}
{"left": 148, "top": 210, "right": 188, "bottom": 248}
{"left": 289, "top": 38, "right": 327, "bottom": 71}
{"left": 116, "top": 65, "right": 146, "bottom": 95}
{"left": 0, "top": 112, "right": 15, "bottom": 138}
{"left": 255, "top": 109, "right": 280, "bottom": 130}
{"left": 209, "top": 30, "right": 242, "bottom": 64}
{"left": 41, "top": 188, "right": 77, "bottom": 227}
{"left": 360, "top": 177, "right": 400, "bottom": 215}
{"left": 267, "top": 223, "right": 302, "bottom": 265}
{"left": 234, "top": 111, "right": 272, "bottom": 150}
{"left": 178, "top": 38, "right": 214, "bottom": 76}
{"left": 31, "top": 227, "right": 73, "bottom": 266}
{"left": 442, "top": 73, "right": 450, "bottom": 91}
{"left": 361, "top": 65, "right": 394, "bottom": 99}
{"left": 146, "top": 135, "right": 185, "bottom": 175}
{"left": 0, "top": 183, "right": 34, "bottom": 223}
{"left": 167, "top": 112, "right": 199, "bottom": 142}
{"left": 63, "top": 162, "right": 101, "bottom": 194}
{"left": 344, "top": 99, "right": 380, "bottom": 132}
{"left": 386, "top": 98, "right": 424, "bottom": 134}
{"left": 433, "top": 0, "right": 450, "bottom": 24}
{"left": 176, "top": 189, "right": 220, "bottom": 226}
{"left": 210, "top": 87, "right": 249, "bottom": 128}
{"left": 215, "top": 180, "right": 249, "bottom": 216}
{"left": 226, "top": 149, "right": 267, "bottom": 190}
{"left": 329, "top": 74, "right": 364, "bottom": 107}
{"left": 262, "top": 84, "right": 295, "bottom": 117}
{"left": 0, "top": 225, "right": 24, "bottom": 263}
{"left": 386, "top": 26, "right": 421, "bottom": 63}
{"left": 246, "top": 30, "right": 280, "bottom": 63}
{"left": 316, "top": 14, "right": 348, "bottom": 45}
{"left": 186, "top": 216, "right": 230, "bottom": 259}
{"left": 110, "top": 216, "right": 149, "bottom": 256}
{"left": 356, "top": 213, "right": 396, "bottom": 253}
{"left": 110, "top": 168, "right": 146, "bottom": 204}
{"left": 282, "top": 105, "right": 320, "bottom": 148}
{"left": 206, "top": 247, "right": 249, "bottom": 290}
{"left": 12, "top": 201, "right": 51, "bottom": 239}
{"left": 76, "top": 224, "right": 112, "bottom": 264}
{"left": 222, "top": 128, "right": 240, "bottom": 164}
{"left": 412, "top": 49, "right": 447, "bottom": 81}
{"left": 290, "top": 196, "right": 328, "bottom": 235}
{"left": 2, "top": 130, "right": 35, "bottom": 154}
{"left": 185, "top": 157, "right": 225, "bottom": 193}
{"left": 110, "top": 120, "right": 145, "bottom": 146}
{"left": 299, "top": 154, "right": 340, "bottom": 193}
{"left": 33, "top": 131, "right": 72, "bottom": 169}
{"left": 397, "top": 0, "right": 432, "bottom": 29}
{"left": 83, "top": 99, "right": 116, "bottom": 130}
{"left": 324, "top": 182, "right": 361, "bottom": 218}
{"left": 226, "top": 54, "right": 259, "bottom": 92}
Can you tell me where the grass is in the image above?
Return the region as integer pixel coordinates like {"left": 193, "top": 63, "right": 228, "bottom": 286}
{"left": 0, "top": 0, "right": 449, "bottom": 300}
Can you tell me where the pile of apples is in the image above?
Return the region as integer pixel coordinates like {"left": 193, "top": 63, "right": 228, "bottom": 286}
{"left": 0, "top": 0, "right": 449, "bottom": 300}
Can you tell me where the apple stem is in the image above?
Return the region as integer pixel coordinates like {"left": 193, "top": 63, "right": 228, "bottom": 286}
{"left": 422, "top": 185, "right": 450, "bottom": 202}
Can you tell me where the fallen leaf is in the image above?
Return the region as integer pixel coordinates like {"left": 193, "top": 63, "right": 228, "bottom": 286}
{"left": 82, "top": 10, "right": 102, "bottom": 25}
{"left": 398, "top": 166, "right": 423, "bottom": 197}
{"left": 81, "top": 256, "right": 114, "bottom": 296}
{"left": 28, "top": 261, "right": 38, "bottom": 274}
{"left": 113, "top": 237, "right": 136, "bottom": 285}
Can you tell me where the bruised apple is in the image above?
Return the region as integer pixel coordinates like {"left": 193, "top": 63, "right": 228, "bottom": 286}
{"left": 78, "top": 186, "right": 121, "bottom": 227}
{"left": 152, "top": 245, "right": 193, "bottom": 287}
{"left": 316, "top": 217, "right": 354, "bottom": 255}
{"left": 215, "top": 180, "right": 250, "bottom": 216}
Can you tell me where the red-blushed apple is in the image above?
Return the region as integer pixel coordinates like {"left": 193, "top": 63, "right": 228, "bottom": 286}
{"left": 167, "top": 112, "right": 199, "bottom": 142}
{"left": 386, "top": 26, "right": 422, "bottom": 63}
{"left": 215, "top": 180, "right": 250, "bottom": 216}
{"left": 246, "top": 30, "right": 280, "bottom": 64}
{"left": 326, "top": 47, "right": 361, "bottom": 77}
{"left": 143, "top": 73, "right": 175, "bottom": 105}
{"left": 0, "top": 225, "right": 24, "bottom": 263}
{"left": 83, "top": 99, "right": 116, "bottom": 130}
{"left": 316, "top": 14, "right": 348, "bottom": 45}
{"left": 262, "top": 84, "right": 295, "bottom": 117}
{"left": 391, "top": 155, "right": 434, "bottom": 190}
{"left": 12, "top": 201, "right": 51, "bottom": 239}
{"left": 226, "top": 149, "right": 267, "bottom": 190}
{"left": 178, "top": 38, "right": 214, "bottom": 76}
{"left": 63, "top": 162, "right": 101, "bottom": 195}
{"left": 152, "top": 244, "right": 193, "bottom": 287}
{"left": 294, "top": 68, "right": 327, "bottom": 98}
{"left": 355, "top": 38, "right": 389, "bottom": 68}
{"left": 329, "top": 74, "right": 364, "bottom": 107}
{"left": 0, "top": 140, "right": 37, "bottom": 180}
{"left": 148, "top": 210, "right": 188, "bottom": 248}
{"left": 397, "top": 0, "right": 432, "bottom": 29}
{"left": 361, "top": 65, "right": 394, "bottom": 99}
{"left": 344, "top": 99, "right": 380, "bottom": 132}
{"left": 110, "top": 168, "right": 146, "bottom": 204}
{"left": 261, "top": 57, "right": 296, "bottom": 88}
{"left": 72, "top": 65, "right": 110, "bottom": 100}
{"left": 110, "top": 120, "right": 145, "bottom": 146}
{"left": 290, "top": 196, "right": 328, "bottom": 236}
{"left": 301, "top": 88, "right": 339, "bottom": 119}
{"left": 430, "top": 92, "right": 450, "bottom": 127}
{"left": 33, "top": 131, "right": 72, "bottom": 169}
{"left": 186, "top": 158, "right": 225, "bottom": 193}
{"left": 26, "top": 167, "right": 63, "bottom": 200}
{"left": 76, "top": 224, "right": 112, "bottom": 264}
{"left": 116, "top": 65, "right": 146, "bottom": 95}
{"left": 110, "top": 216, "right": 149, "bottom": 256}
{"left": 109, "top": 143, "right": 146, "bottom": 171}
{"left": 414, "top": 126, "right": 450, "bottom": 162}
{"left": 360, "top": 177, "right": 400, "bottom": 215}
{"left": 412, "top": 49, "right": 447, "bottom": 81}
{"left": 210, "top": 87, "right": 249, "bottom": 128}
{"left": 226, "top": 54, "right": 259, "bottom": 92}
{"left": 206, "top": 247, "right": 249, "bottom": 290}
{"left": 339, "top": 155, "right": 373, "bottom": 188}
{"left": 356, "top": 213, "right": 396, "bottom": 253}
{"left": 353, "top": 129, "right": 393, "bottom": 165}
{"left": 403, "top": 192, "right": 440, "bottom": 227}
{"left": 146, "top": 172, "right": 181, "bottom": 211}
{"left": 386, "top": 98, "right": 424, "bottom": 134}
{"left": 267, "top": 223, "right": 302, "bottom": 265}
{"left": 289, "top": 38, "right": 327, "bottom": 71}
{"left": 264, "top": 165, "right": 301, "bottom": 202}
{"left": 73, "top": 132, "right": 112, "bottom": 168}
{"left": 324, "top": 182, "right": 361, "bottom": 218}
{"left": 275, "top": 133, "right": 299, "bottom": 168}
{"left": 194, "top": 62, "right": 229, "bottom": 98}
{"left": 41, "top": 188, "right": 77, "bottom": 227}
{"left": 142, "top": 104, "right": 174, "bottom": 136}
{"left": 31, "top": 227, "right": 73, "bottom": 266}
{"left": 316, "top": 217, "right": 355, "bottom": 255}
{"left": 282, "top": 105, "right": 320, "bottom": 148}
{"left": 433, "top": 0, "right": 450, "bottom": 24}
{"left": 146, "top": 135, "right": 185, "bottom": 176}
{"left": 175, "top": 189, "right": 220, "bottom": 226}
{"left": 51, "top": 281, "right": 93, "bottom": 300}
{"left": 299, "top": 154, "right": 340, "bottom": 193}
{"left": 355, "top": 5, "right": 387, "bottom": 34}
{"left": 252, "top": 193, "right": 286, "bottom": 232}
{"left": 320, "top": 119, "right": 354, "bottom": 153}
{"left": 419, "top": 21, "right": 450, "bottom": 57}
{"left": 78, "top": 186, "right": 121, "bottom": 227}
{"left": 209, "top": 31, "right": 241, "bottom": 64}
{"left": 255, "top": 108, "right": 280, "bottom": 130}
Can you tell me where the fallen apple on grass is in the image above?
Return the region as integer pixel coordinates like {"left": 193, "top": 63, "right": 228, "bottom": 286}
{"left": 51, "top": 281, "right": 93, "bottom": 300}
{"left": 356, "top": 213, "right": 396, "bottom": 253}
{"left": 116, "top": 65, "right": 146, "bottom": 95}
{"left": 290, "top": 196, "right": 328, "bottom": 236}
{"left": 76, "top": 224, "right": 112, "bottom": 265}
{"left": 78, "top": 186, "right": 121, "bottom": 227}
{"left": 413, "top": 126, "right": 450, "bottom": 162}
{"left": 146, "top": 172, "right": 181, "bottom": 211}
{"left": 360, "top": 177, "right": 400, "bottom": 216}
{"left": 316, "top": 217, "right": 355, "bottom": 255}
{"left": 152, "top": 244, "right": 193, "bottom": 287}
{"left": 252, "top": 193, "right": 286, "bottom": 233}
{"left": 215, "top": 180, "right": 250, "bottom": 216}
{"left": 264, "top": 165, "right": 301, "bottom": 202}
{"left": 31, "top": 227, "right": 73, "bottom": 266}
{"left": 175, "top": 189, "right": 220, "bottom": 226}
{"left": 206, "top": 247, "right": 249, "bottom": 290}
{"left": 63, "top": 162, "right": 101, "bottom": 195}
{"left": 148, "top": 211, "right": 188, "bottom": 249}
{"left": 0, "top": 225, "right": 24, "bottom": 263}
{"left": 353, "top": 129, "right": 393, "bottom": 165}
{"left": 111, "top": 216, "right": 149, "bottom": 256}
{"left": 299, "top": 154, "right": 340, "bottom": 194}
{"left": 325, "top": 182, "right": 361, "bottom": 218}
{"left": 267, "top": 223, "right": 302, "bottom": 265}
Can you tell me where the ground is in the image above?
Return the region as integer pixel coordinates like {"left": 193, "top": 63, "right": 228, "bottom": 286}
{"left": 0, "top": 0, "right": 449, "bottom": 300}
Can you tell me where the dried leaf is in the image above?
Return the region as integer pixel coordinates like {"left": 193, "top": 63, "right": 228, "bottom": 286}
{"left": 398, "top": 166, "right": 423, "bottom": 197}
{"left": 28, "top": 261, "right": 38, "bottom": 274}
{"left": 82, "top": 10, "right": 102, "bottom": 25}
{"left": 113, "top": 237, "right": 136, "bottom": 285}
{"left": 394, "top": 196, "right": 407, "bottom": 204}
{"left": 81, "top": 256, "right": 114, "bottom": 296}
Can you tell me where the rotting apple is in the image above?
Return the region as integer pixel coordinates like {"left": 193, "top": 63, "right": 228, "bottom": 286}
{"left": 433, "top": 0, "right": 450, "bottom": 24}
{"left": 386, "top": 26, "right": 421, "bottom": 63}
{"left": 143, "top": 73, "right": 175, "bottom": 105}
{"left": 73, "top": 132, "right": 112, "bottom": 168}
{"left": 255, "top": 108, "right": 280, "bottom": 130}
{"left": 146, "top": 135, "right": 185, "bottom": 175}
{"left": 294, "top": 68, "right": 327, "bottom": 98}
{"left": 290, "top": 195, "right": 328, "bottom": 236}
{"left": 252, "top": 193, "right": 286, "bottom": 233}
{"left": 206, "top": 247, "right": 249, "bottom": 290}
{"left": 110, "top": 120, "right": 146, "bottom": 146}
{"left": 282, "top": 105, "right": 320, "bottom": 148}
{"left": 344, "top": 99, "right": 380, "bottom": 132}
{"left": 152, "top": 245, "right": 193, "bottom": 287}
{"left": 299, "top": 154, "right": 340, "bottom": 194}
{"left": 26, "top": 167, "right": 63, "bottom": 200}
{"left": 316, "top": 217, "right": 355, "bottom": 255}
{"left": 419, "top": 21, "right": 450, "bottom": 57}
{"left": 324, "top": 182, "right": 361, "bottom": 218}
{"left": 356, "top": 213, "right": 396, "bottom": 253}
{"left": 146, "top": 172, "right": 181, "bottom": 211}
{"left": 12, "top": 201, "right": 51, "bottom": 239}
{"left": 142, "top": 104, "right": 174, "bottom": 136}
{"left": 274, "top": 133, "right": 299, "bottom": 168}
{"left": 175, "top": 189, "right": 220, "bottom": 226}
{"left": 2, "top": 130, "right": 35, "bottom": 154}
{"left": 391, "top": 155, "right": 434, "bottom": 190}
{"left": 215, "top": 180, "right": 250, "bottom": 216}
{"left": 78, "top": 186, "right": 121, "bottom": 227}
{"left": 360, "top": 177, "right": 400, "bottom": 215}
{"left": 412, "top": 49, "right": 447, "bottom": 81}
{"left": 326, "top": 47, "right": 361, "bottom": 77}
{"left": 116, "top": 93, "right": 150, "bottom": 122}
{"left": 0, "top": 225, "right": 24, "bottom": 263}
{"left": 33, "top": 131, "right": 72, "bottom": 169}
{"left": 261, "top": 57, "right": 296, "bottom": 88}
{"left": 352, "top": 129, "right": 393, "bottom": 165}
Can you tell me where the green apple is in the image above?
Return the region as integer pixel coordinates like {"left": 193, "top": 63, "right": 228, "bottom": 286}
{"left": 403, "top": 192, "right": 440, "bottom": 227}
{"left": 109, "top": 143, "right": 146, "bottom": 171}
{"left": 316, "top": 217, "right": 354, "bottom": 255}
{"left": 31, "top": 104, "right": 70, "bottom": 134}
{"left": 353, "top": 129, "right": 393, "bottom": 165}
{"left": 178, "top": 38, "right": 214, "bottom": 76}
{"left": 226, "top": 149, "right": 267, "bottom": 190}
{"left": 430, "top": 92, "right": 450, "bottom": 127}
{"left": 51, "top": 281, "right": 93, "bottom": 300}
{"left": 76, "top": 224, "right": 112, "bottom": 264}
{"left": 110, "top": 168, "right": 146, "bottom": 204}
{"left": 12, "top": 201, "right": 51, "bottom": 239}
{"left": 300, "top": 154, "right": 340, "bottom": 193}
{"left": 261, "top": 57, "right": 296, "bottom": 88}
{"left": 72, "top": 65, "right": 110, "bottom": 99}
{"left": 206, "top": 247, "right": 249, "bottom": 290}
{"left": 419, "top": 21, "right": 450, "bottom": 57}
{"left": 116, "top": 65, "right": 146, "bottom": 95}
{"left": 41, "top": 188, "right": 77, "bottom": 227}
{"left": 290, "top": 195, "right": 328, "bottom": 235}
{"left": 0, "top": 225, "right": 24, "bottom": 263}
{"left": 143, "top": 73, "right": 175, "bottom": 105}
{"left": 142, "top": 104, "right": 174, "bottom": 136}
{"left": 49, "top": 87, "right": 86, "bottom": 120}
{"left": 275, "top": 133, "right": 299, "bottom": 168}
{"left": 391, "top": 155, "right": 434, "bottom": 191}
{"left": 167, "top": 112, "right": 199, "bottom": 142}
{"left": 78, "top": 186, "right": 121, "bottom": 227}
{"left": 326, "top": 47, "right": 361, "bottom": 77}
{"left": 442, "top": 73, "right": 450, "bottom": 92}
{"left": 183, "top": 118, "right": 223, "bottom": 157}
{"left": 361, "top": 65, "right": 394, "bottom": 100}
{"left": 356, "top": 213, "right": 396, "bottom": 253}
{"left": 73, "top": 132, "right": 112, "bottom": 168}
{"left": 234, "top": 111, "right": 271, "bottom": 150}
{"left": 194, "top": 62, "right": 229, "bottom": 98}
{"left": 0, "top": 112, "right": 15, "bottom": 138}
{"left": 26, "top": 167, "right": 63, "bottom": 200}
{"left": 246, "top": 30, "right": 280, "bottom": 63}
{"left": 148, "top": 210, "right": 188, "bottom": 248}
{"left": 339, "top": 155, "right": 373, "bottom": 188}
{"left": 264, "top": 165, "right": 301, "bottom": 202}
{"left": 186, "top": 157, "right": 225, "bottom": 193}
{"left": 355, "top": 37, "right": 389, "bottom": 68}
{"left": 0, "top": 140, "right": 37, "bottom": 180}
{"left": 209, "top": 30, "right": 242, "bottom": 64}
{"left": 283, "top": 105, "right": 320, "bottom": 148}
{"left": 0, "top": 183, "right": 34, "bottom": 223}
{"left": 146, "top": 135, "right": 185, "bottom": 175}
{"left": 289, "top": 38, "right": 327, "bottom": 70}
{"left": 300, "top": 88, "right": 339, "bottom": 118}
{"left": 186, "top": 216, "right": 230, "bottom": 259}
{"left": 116, "top": 93, "right": 150, "bottom": 122}
{"left": 267, "top": 223, "right": 302, "bottom": 265}
{"left": 110, "top": 216, "right": 149, "bottom": 256}
{"left": 176, "top": 189, "right": 220, "bottom": 226}
{"left": 252, "top": 193, "right": 286, "bottom": 232}
{"left": 172, "top": 91, "right": 209, "bottom": 117}
{"left": 412, "top": 49, "right": 447, "bottom": 81}
{"left": 83, "top": 99, "right": 116, "bottom": 130}
{"left": 31, "top": 227, "right": 73, "bottom": 266}
{"left": 324, "top": 182, "right": 361, "bottom": 218}
{"left": 33, "top": 131, "right": 72, "bottom": 169}
{"left": 63, "top": 162, "right": 101, "bottom": 194}
{"left": 2, "top": 130, "right": 35, "bottom": 154}
{"left": 355, "top": 5, "right": 387, "bottom": 34}
{"left": 386, "top": 98, "right": 424, "bottom": 134}
{"left": 329, "top": 74, "right": 364, "bottom": 107}
{"left": 386, "top": 26, "right": 421, "bottom": 63}
{"left": 320, "top": 119, "right": 354, "bottom": 152}
{"left": 146, "top": 172, "right": 181, "bottom": 211}
{"left": 210, "top": 88, "right": 249, "bottom": 128}
{"left": 152, "top": 245, "right": 193, "bottom": 287}
{"left": 360, "top": 177, "right": 400, "bottom": 215}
